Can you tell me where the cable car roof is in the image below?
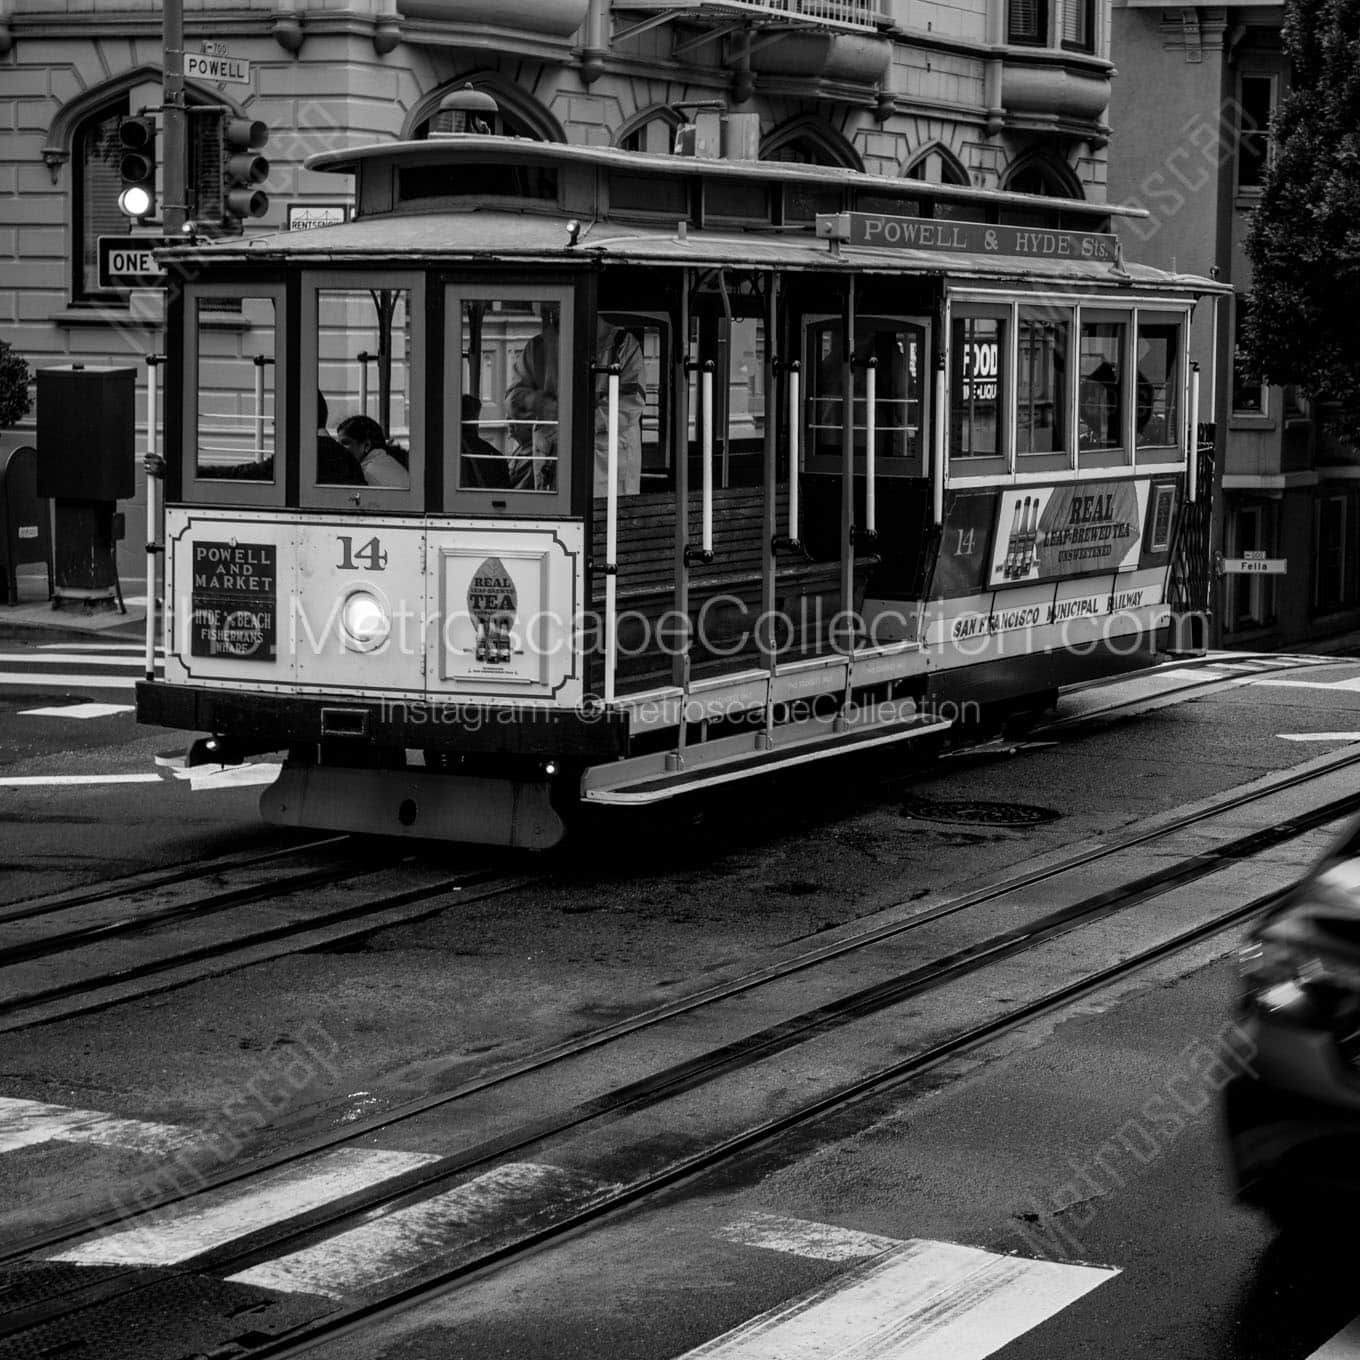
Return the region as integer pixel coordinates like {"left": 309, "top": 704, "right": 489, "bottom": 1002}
{"left": 166, "top": 211, "right": 1220, "bottom": 295}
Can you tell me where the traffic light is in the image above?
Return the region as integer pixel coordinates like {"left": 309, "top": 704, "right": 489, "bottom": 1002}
{"left": 117, "top": 115, "right": 156, "bottom": 220}
{"left": 222, "top": 118, "right": 269, "bottom": 228}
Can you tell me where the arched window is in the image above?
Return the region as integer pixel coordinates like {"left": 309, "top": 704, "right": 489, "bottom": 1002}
{"left": 406, "top": 75, "right": 563, "bottom": 142}
{"left": 904, "top": 144, "right": 970, "bottom": 187}
{"left": 54, "top": 70, "right": 248, "bottom": 304}
{"left": 617, "top": 106, "right": 683, "bottom": 155}
{"left": 1003, "top": 155, "right": 1084, "bottom": 199}
{"left": 761, "top": 116, "right": 861, "bottom": 170}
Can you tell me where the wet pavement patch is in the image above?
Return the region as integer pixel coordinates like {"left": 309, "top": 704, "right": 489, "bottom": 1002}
{"left": 900, "top": 798, "right": 1062, "bottom": 827}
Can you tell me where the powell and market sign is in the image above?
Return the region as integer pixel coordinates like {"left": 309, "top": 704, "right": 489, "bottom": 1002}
{"left": 815, "top": 212, "right": 1119, "bottom": 262}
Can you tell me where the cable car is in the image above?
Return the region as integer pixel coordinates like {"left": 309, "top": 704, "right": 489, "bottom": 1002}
{"left": 136, "top": 125, "right": 1221, "bottom": 848}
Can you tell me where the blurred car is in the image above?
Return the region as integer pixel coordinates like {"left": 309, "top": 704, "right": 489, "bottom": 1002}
{"left": 1225, "top": 816, "right": 1360, "bottom": 1229}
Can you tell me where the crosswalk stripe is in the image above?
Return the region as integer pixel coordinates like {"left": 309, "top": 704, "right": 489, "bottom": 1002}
{"left": 0, "top": 672, "right": 145, "bottom": 690}
{"left": 1255, "top": 677, "right": 1360, "bottom": 692}
{"left": 20, "top": 703, "right": 136, "bottom": 720}
{"left": 716, "top": 1212, "right": 901, "bottom": 1262}
{"left": 1279, "top": 733, "right": 1360, "bottom": 742}
{"left": 227, "top": 1162, "right": 613, "bottom": 1298}
{"left": 0, "top": 653, "right": 157, "bottom": 668}
{"left": 0, "top": 1096, "right": 191, "bottom": 1157}
{"left": 0, "top": 774, "right": 162, "bottom": 786}
{"left": 687, "top": 1231, "right": 1117, "bottom": 1360}
{"left": 1306, "top": 1316, "right": 1360, "bottom": 1358}
{"left": 50, "top": 1149, "right": 442, "bottom": 1267}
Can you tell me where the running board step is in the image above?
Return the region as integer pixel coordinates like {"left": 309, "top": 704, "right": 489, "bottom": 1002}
{"left": 582, "top": 705, "right": 951, "bottom": 806}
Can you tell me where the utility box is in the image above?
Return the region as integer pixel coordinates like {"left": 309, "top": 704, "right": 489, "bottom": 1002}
{"left": 721, "top": 113, "right": 761, "bottom": 160}
{"left": 36, "top": 365, "right": 134, "bottom": 610}
{"left": 0, "top": 438, "right": 52, "bottom": 605}
{"left": 36, "top": 365, "right": 136, "bottom": 500}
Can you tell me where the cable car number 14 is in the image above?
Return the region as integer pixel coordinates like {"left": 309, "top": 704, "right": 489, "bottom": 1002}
{"left": 337, "top": 535, "right": 388, "bottom": 571}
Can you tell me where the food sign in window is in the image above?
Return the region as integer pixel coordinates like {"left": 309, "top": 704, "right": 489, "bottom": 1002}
{"left": 951, "top": 316, "right": 1004, "bottom": 459}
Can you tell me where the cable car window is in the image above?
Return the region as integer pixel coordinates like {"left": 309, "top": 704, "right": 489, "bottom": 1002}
{"left": 1078, "top": 319, "right": 1127, "bottom": 454}
{"left": 194, "top": 294, "right": 278, "bottom": 483}
{"left": 399, "top": 163, "right": 557, "bottom": 204}
{"left": 597, "top": 312, "right": 669, "bottom": 495}
{"left": 313, "top": 287, "right": 413, "bottom": 490}
{"left": 1136, "top": 318, "right": 1181, "bottom": 454}
{"left": 1017, "top": 311, "right": 1069, "bottom": 457}
{"left": 806, "top": 316, "right": 927, "bottom": 473}
{"left": 950, "top": 314, "right": 1005, "bottom": 461}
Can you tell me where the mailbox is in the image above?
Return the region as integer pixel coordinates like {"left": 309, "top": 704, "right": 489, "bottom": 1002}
{"left": 0, "top": 436, "right": 52, "bottom": 605}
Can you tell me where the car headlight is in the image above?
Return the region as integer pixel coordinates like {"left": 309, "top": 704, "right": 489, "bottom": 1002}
{"left": 340, "top": 588, "right": 391, "bottom": 652}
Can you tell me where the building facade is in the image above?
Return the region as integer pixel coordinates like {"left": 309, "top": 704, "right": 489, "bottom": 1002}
{"left": 1109, "top": 0, "right": 1355, "bottom": 649}
{"left": 1, "top": 0, "right": 1120, "bottom": 583}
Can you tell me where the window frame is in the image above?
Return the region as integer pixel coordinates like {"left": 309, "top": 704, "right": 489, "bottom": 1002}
{"left": 1014, "top": 303, "right": 1074, "bottom": 474}
{"left": 947, "top": 303, "right": 1010, "bottom": 479}
{"left": 1230, "top": 293, "right": 1270, "bottom": 422}
{"left": 802, "top": 313, "right": 932, "bottom": 480}
{"left": 1060, "top": 0, "right": 1095, "bottom": 53}
{"left": 1314, "top": 490, "right": 1358, "bottom": 615}
{"left": 1133, "top": 307, "right": 1189, "bottom": 466}
{"left": 1008, "top": 0, "right": 1049, "bottom": 46}
{"left": 300, "top": 270, "right": 427, "bottom": 514}
{"left": 445, "top": 282, "right": 575, "bottom": 517}
{"left": 72, "top": 96, "right": 132, "bottom": 306}
{"left": 1236, "top": 72, "right": 1277, "bottom": 194}
{"left": 182, "top": 281, "right": 287, "bottom": 508}
{"left": 1075, "top": 305, "right": 1133, "bottom": 470}
{"left": 1226, "top": 499, "right": 1278, "bottom": 631}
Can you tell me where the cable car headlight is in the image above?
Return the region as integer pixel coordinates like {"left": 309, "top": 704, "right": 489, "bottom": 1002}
{"left": 340, "top": 587, "right": 391, "bottom": 652}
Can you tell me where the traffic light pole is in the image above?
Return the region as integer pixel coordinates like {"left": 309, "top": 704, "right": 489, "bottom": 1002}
{"left": 162, "top": 0, "right": 187, "bottom": 234}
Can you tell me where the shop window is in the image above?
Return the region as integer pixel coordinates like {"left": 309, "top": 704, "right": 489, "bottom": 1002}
{"left": 1077, "top": 319, "right": 1126, "bottom": 453}
{"left": 73, "top": 102, "right": 127, "bottom": 302}
{"left": 1231, "top": 296, "right": 1266, "bottom": 417}
{"left": 1136, "top": 319, "right": 1180, "bottom": 453}
{"left": 1017, "top": 312, "right": 1069, "bottom": 457}
{"left": 1237, "top": 75, "right": 1276, "bottom": 190}
{"left": 1227, "top": 502, "right": 1278, "bottom": 631}
{"left": 950, "top": 315, "right": 1006, "bottom": 462}
{"left": 1314, "top": 492, "right": 1359, "bottom": 614}
{"left": 1008, "top": 0, "right": 1048, "bottom": 44}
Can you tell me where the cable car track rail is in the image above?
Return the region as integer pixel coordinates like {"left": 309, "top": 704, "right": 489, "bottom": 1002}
{"left": 0, "top": 748, "right": 1354, "bottom": 1350}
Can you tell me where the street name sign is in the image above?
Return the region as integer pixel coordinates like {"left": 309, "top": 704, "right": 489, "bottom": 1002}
{"left": 1222, "top": 553, "right": 1287, "bottom": 575}
{"left": 97, "top": 236, "right": 169, "bottom": 289}
{"left": 184, "top": 51, "right": 252, "bottom": 85}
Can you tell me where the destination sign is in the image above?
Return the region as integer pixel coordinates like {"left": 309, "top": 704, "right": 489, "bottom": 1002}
{"left": 97, "top": 235, "right": 169, "bottom": 290}
{"left": 816, "top": 212, "right": 1119, "bottom": 262}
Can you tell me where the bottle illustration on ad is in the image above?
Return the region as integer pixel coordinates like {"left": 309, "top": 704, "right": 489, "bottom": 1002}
{"left": 467, "top": 555, "right": 518, "bottom": 665}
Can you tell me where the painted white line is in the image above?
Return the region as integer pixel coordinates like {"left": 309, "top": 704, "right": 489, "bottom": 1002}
{"left": 684, "top": 1236, "right": 1117, "bottom": 1360}
{"left": 228, "top": 1162, "right": 612, "bottom": 1298}
{"left": 0, "top": 774, "right": 162, "bottom": 787}
{"left": 1147, "top": 668, "right": 1219, "bottom": 682}
{"left": 178, "top": 762, "right": 281, "bottom": 791}
{"left": 20, "top": 702, "right": 136, "bottom": 720}
{"left": 38, "top": 643, "right": 158, "bottom": 653}
{"left": 1306, "top": 1315, "right": 1360, "bottom": 1358}
{"left": 1206, "top": 662, "right": 1265, "bottom": 672}
{"left": 50, "top": 1149, "right": 441, "bottom": 1267}
{"left": 1278, "top": 733, "right": 1360, "bottom": 743}
{"left": 0, "top": 1096, "right": 191, "bottom": 1157}
{"left": 1255, "top": 677, "right": 1360, "bottom": 692}
{"left": 716, "top": 1212, "right": 901, "bottom": 1262}
{"left": 0, "top": 653, "right": 155, "bottom": 668}
{"left": 0, "top": 672, "right": 140, "bottom": 690}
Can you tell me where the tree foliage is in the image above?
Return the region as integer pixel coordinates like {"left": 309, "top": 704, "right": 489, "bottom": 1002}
{"left": 0, "top": 339, "right": 31, "bottom": 429}
{"left": 1244, "top": 0, "right": 1360, "bottom": 434}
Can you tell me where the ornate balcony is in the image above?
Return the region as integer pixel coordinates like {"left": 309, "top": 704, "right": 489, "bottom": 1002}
{"left": 612, "top": 0, "right": 890, "bottom": 35}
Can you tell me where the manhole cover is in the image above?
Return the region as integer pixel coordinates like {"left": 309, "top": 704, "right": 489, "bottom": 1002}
{"left": 901, "top": 798, "right": 1061, "bottom": 827}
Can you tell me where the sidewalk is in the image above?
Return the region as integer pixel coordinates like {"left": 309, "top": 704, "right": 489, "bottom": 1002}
{"left": 0, "top": 571, "right": 148, "bottom": 643}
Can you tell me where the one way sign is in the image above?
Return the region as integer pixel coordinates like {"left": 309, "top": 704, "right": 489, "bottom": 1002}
{"left": 97, "top": 236, "right": 169, "bottom": 289}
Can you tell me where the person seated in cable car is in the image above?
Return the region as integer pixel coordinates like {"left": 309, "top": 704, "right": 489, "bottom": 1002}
{"left": 317, "top": 393, "right": 362, "bottom": 485}
{"left": 336, "top": 415, "right": 410, "bottom": 489}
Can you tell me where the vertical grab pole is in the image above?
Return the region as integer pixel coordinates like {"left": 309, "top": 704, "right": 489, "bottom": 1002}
{"left": 701, "top": 360, "right": 715, "bottom": 553}
{"left": 253, "top": 355, "right": 266, "bottom": 460}
{"left": 787, "top": 360, "right": 801, "bottom": 543}
{"left": 604, "top": 366, "right": 621, "bottom": 705}
{"left": 144, "top": 354, "right": 163, "bottom": 683}
{"left": 865, "top": 357, "right": 877, "bottom": 534}
{"left": 932, "top": 353, "right": 947, "bottom": 525}
{"left": 1187, "top": 362, "right": 1201, "bottom": 503}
